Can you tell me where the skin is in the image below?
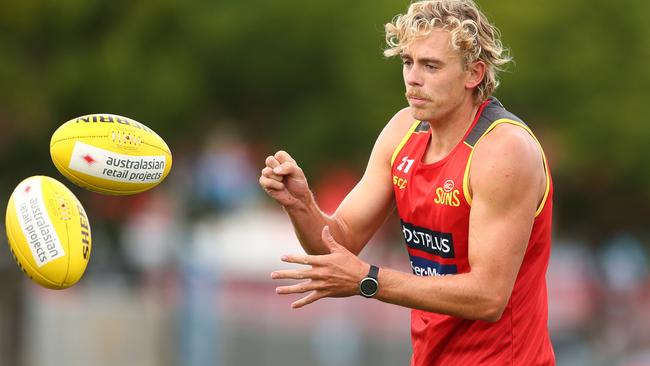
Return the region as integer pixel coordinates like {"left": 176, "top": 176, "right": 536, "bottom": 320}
{"left": 259, "top": 29, "right": 546, "bottom": 321}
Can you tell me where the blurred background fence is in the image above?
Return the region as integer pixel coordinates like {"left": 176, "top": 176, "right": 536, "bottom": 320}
{"left": 1, "top": 0, "right": 649, "bottom": 365}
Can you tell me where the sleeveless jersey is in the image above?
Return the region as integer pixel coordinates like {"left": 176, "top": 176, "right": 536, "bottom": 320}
{"left": 390, "top": 98, "right": 555, "bottom": 365}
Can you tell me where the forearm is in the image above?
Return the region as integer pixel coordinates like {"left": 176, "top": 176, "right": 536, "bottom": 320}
{"left": 284, "top": 196, "right": 332, "bottom": 255}
{"left": 284, "top": 192, "right": 357, "bottom": 255}
{"left": 374, "top": 268, "right": 507, "bottom": 322}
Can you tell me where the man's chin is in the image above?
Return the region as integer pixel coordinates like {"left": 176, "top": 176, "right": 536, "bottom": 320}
{"left": 409, "top": 107, "right": 431, "bottom": 121}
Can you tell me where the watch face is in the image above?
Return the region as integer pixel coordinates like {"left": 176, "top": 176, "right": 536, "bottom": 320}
{"left": 360, "top": 278, "right": 378, "bottom": 297}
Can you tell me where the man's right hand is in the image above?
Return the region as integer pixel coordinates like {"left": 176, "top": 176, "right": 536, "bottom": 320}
{"left": 259, "top": 150, "right": 312, "bottom": 209}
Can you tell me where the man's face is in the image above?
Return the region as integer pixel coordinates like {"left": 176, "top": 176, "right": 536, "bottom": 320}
{"left": 401, "top": 29, "right": 473, "bottom": 122}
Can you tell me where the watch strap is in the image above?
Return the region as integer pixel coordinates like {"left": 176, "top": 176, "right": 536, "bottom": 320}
{"left": 368, "top": 264, "right": 379, "bottom": 280}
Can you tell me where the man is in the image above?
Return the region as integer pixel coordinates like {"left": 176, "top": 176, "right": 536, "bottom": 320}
{"left": 259, "top": 0, "right": 555, "bottom": 364}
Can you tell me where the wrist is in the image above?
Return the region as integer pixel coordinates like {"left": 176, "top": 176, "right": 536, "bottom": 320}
{"left": 283, "top": 191, "right": 317, "bottom": 216}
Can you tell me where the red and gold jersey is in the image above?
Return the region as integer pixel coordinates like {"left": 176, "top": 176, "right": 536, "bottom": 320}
{"left": 391, "top": 98, "right": 555, "bottom": 365}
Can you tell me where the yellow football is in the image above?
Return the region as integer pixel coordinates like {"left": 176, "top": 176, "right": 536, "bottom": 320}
{"left": 50, "top": 114, "right": 172, "bottom": 195}
{"left": 5, "top": 176, "right": 92, "bottom": 289}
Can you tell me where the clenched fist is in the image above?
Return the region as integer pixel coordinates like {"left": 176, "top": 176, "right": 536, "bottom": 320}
{"left": 259, "top": 150, "right": 312, "bottom": 209}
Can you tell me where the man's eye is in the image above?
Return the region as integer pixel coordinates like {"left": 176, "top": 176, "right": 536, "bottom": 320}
{"left": 402, "top": 60, "right": 413, "bottom": 66}
{"left": 425, "top": 64, "right": 437, "bottom": 70}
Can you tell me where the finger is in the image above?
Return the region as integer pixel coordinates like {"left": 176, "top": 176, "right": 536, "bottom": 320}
{"left": 273, "top": 161, "right": 302, "bottom": 176}
{"left": 261, "top": 166, "right": 283, "bottom": 181}
{"left": 259, "top": 176, "right": 285, "bottom": 191}
{"left": 281, "top": 254, "right": 322, "bottom": 266}
{"left": 292, "top": 291, "right": 327, "bottom": 309}
{"left": 275, "top": 280, "right": 319, "bottom": 295}
{"left": 265, "top": 155, "right": 281, "bottom": 169}
{"left": 321, "top": 225, "right": 343, "bottom": 253}
{"left": 271, "top": 269, "right": 318, "bottom": 280}
{"left": 275, "top": 150, "right": 296, "bottom": 164}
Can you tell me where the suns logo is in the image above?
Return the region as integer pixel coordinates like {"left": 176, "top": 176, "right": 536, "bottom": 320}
{"left": 443, "top": 179, "right": 454, "bottom": 192}
{"left": 434, "top": 179, "right": 460, "bottom": 207}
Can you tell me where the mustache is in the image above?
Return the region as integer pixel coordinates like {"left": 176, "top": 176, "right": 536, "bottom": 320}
{"left": 405, "top": 90, "right": 431, "bottom": 100}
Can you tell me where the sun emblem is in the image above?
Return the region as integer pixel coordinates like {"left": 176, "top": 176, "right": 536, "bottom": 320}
{"left": 443, "top": 179, "right": 454, "bottom": 193}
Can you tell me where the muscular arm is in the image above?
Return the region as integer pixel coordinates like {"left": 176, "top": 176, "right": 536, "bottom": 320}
{"left": 275, "top": 123, "right": 547, "bottom": 319}
{"left": 375, "top": 124, "right": 546, "bottom": 321}
{"left": 260, "top": 108, "right": 413, "bottom": 255}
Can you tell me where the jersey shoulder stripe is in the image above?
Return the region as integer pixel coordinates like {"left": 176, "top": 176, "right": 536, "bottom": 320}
{"left": 391, "top": 120, "right": 421, "bottom": 166}
{"left": 461, "top": 99, "right": 551, "bottom": 216}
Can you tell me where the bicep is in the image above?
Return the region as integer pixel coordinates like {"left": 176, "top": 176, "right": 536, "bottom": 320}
{"left": 467, "top": 126, "right": 546, "bottom": 301}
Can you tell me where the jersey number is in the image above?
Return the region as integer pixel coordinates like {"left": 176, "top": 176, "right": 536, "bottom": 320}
{"left": 397, "top": 156, "right": 414, "bottom": 174}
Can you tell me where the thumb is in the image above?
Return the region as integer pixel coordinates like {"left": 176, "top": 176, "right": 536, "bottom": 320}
{"left": 321, "top": 225, "right": 341, "bottom": 253}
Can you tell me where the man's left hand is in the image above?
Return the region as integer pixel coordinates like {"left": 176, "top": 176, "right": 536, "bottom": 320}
{"left": 271, "top": 226, "right": 370, "bottom": 308}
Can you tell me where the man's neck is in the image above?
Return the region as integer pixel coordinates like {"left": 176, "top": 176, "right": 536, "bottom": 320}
{"left": 424, "top": 99, "right": 481, "bottom": 164}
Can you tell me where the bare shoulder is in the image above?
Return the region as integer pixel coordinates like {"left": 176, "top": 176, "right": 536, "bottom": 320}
{"left": 387, "top": 107, "right": 416, "bottom": 130}
{"left": 374, "top": 107, "right": 417, "bottom": 160}
{"left": 473, "top": 123, "right": 543, "bottom": 170}
{"left": 470, "top": 123, "right": 545, "bottom": 204}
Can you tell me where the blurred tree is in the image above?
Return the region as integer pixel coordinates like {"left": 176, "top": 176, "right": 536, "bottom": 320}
{"left": 0, "top": 0, "right": 648, "bottom": 241}
{"left": 491, "top": 0, "right": 650, "bottom": 236}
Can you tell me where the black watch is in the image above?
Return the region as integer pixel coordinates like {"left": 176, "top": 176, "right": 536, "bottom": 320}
{"left": 359, "top": 265, "right": 379, "bottom": 298}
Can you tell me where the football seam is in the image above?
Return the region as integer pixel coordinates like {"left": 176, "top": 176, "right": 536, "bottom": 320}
{"left": 51, "top": 136, "right": 171, "bottom": 155}
{"left": 140, "top": 141, "right": 171, "bottom": 155}
{"left": 50, "top": 135, "right": 107, "bottom": 145}
{"left": 63, "top": 214, "right": 72, "bottom": 287}
{"left": 47, "top": 178, "right": 73, "bottom": 288}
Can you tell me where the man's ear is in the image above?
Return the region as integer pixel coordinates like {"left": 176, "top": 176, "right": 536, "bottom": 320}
{"left": 465, "top": 60, "right": 486, "bottom": 89}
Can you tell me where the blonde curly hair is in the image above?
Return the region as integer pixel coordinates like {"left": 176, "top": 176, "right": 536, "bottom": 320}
{"left": 385, "top": 0, "right": 512, "bottom": 101}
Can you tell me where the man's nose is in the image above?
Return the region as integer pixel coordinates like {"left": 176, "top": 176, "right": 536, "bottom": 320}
{"left": 405, "top": 66, "right": 423, "bottom": 87}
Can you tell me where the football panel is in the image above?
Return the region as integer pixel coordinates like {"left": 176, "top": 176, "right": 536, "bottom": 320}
{"left": 51, "top": 149, "right": 156, "bottom": 195}
{"left": 41, "top": 177, "right": 78, "bottom": 288}
{"left": 51, "top": 138, "right": 172, "bottom": 195}
{"left": 51, "top": 115, "right": 171, "bottom": 155}
{"left": 7, "top": 226, "right": 63, "bottom": 289}
{"left": 5, "top": 186, "right": 67, "bottom": 289}
{"left": 47, "top": 178, "right": 92, "bottom": 286}
{"left": 29, "top": 176, "right": 72, "bottom": 287}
